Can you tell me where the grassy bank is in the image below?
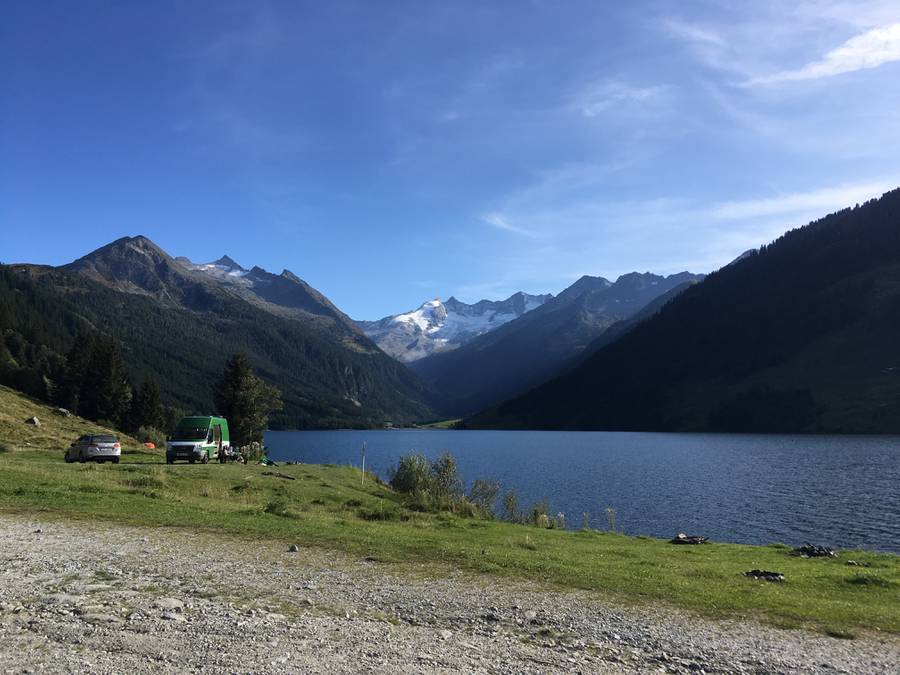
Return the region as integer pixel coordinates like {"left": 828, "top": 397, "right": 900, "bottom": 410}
{"left": 1, "top": 386, "right": 898, "bottom": 637}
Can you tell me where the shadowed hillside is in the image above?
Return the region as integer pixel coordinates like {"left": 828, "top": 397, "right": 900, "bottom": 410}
{"left": 467, "top": 188, "right": 900, "bottom": 433}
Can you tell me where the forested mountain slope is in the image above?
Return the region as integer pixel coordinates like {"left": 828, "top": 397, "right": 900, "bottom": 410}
{"left": 466, "top": 189, "right": 900, "bottom": 433}
{"left": 0, "top": 236, "right": 434, "bottom": 428}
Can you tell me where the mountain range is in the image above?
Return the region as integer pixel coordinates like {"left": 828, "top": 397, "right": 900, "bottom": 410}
{"left": 0, "top": 236, "right": 434, "bottom": 428}
{"left": 412, "top": 271, "right": 704, "bottom": 416}
{"left": 466, "top": 188, "right": 900, "bottom": 433}
{"left": 4, "top": 187, "right": 898, "bottom": 435}
{"left": 357, "top": 293, "right": 552, "bottom": 362}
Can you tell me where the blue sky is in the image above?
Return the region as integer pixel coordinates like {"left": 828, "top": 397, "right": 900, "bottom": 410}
{"left": 3, "top": 1, "right": 900, "bottom": 319}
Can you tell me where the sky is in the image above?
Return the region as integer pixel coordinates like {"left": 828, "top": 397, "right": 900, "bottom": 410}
{"left": 3, "top": 1, "right": 900, "bottom": 319}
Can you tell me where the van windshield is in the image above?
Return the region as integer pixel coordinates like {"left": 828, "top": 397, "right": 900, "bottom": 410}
{"left": 173, "top": 426, "right": 208, "bottom": 441}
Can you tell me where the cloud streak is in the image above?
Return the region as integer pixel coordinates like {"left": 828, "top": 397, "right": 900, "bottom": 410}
{"left": 481, "top": 212, "right": 538, "bottom": 238}
{"left": 574, "top": 80, "right": 669, "bottom": 118}
{"left": 749, "top": 22, "right": 900, "bottom": 84}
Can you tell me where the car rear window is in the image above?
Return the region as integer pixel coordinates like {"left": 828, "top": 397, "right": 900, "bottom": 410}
{"left": 91, "top": 434, "right": 117, "bottom": 443}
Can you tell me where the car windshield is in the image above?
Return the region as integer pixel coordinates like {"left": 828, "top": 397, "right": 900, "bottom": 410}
{"left": 173, "top": 426, "right": 208, "bottom": 441}
{"left": 91, "top": 435, "right": 117, "bottom": 443}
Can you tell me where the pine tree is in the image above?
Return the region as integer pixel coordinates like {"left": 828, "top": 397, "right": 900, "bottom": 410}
{"left": 214, "top": 353, "right": 282, "bottom": 447}
{"left": 55, "top": 329, "right": 95, "bottom": 414}
{"left": 80, "top": 335, "right": 132, "bottom": 427}
{"left": 128, "top": 377, "right": 163, "bottom": 432}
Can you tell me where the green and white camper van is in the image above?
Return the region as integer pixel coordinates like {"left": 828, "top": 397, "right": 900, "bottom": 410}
{"left": 166, "top": 416, "right": 230, "bottom": 464}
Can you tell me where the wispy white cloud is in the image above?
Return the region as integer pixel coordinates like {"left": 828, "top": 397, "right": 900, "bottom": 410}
{"left": 709, "top": 181, "right": 896, "bottom": 219}
{"left": 574, "top": 80, "right": 670, "bottom": 118}
{"left": 663, "top": 18, "right": 726, "bottom": 48}
{"left": 472, "top": 174, "right": 898, "bottom": 293}
{"left": 749, "top": 22, "right": 900, "bottom": 84}
{"left": 481, "top": 212, "right": 538, "bottom": 238}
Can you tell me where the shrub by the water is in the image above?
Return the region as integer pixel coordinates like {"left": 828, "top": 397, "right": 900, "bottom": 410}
{"left": 389, "top": 453, "right": 431, "bottom": 495}
{"left": 532, "top": 500, "right": 550, "bottom": 527}
{"left": 469, "top": 479, "right": 500, "bottom": 517}
{"left": 389, "top": 451, "right": 493, "bottom": 517}
{"left": 502, "top": 490, "right": 521, "bottom": 523}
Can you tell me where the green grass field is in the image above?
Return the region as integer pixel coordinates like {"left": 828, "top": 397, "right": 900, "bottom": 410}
{"left": 1, "top": 385, "right": 898, "bottom": 637}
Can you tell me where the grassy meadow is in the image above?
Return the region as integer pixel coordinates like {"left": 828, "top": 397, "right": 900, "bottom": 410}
{"left": 1, "top": 384, "right": 898, "bottom": 638}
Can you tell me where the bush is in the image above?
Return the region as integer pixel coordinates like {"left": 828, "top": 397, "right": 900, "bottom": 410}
{"left": 389, "top": 451, "right": 491, "bottom": 518}
{"left": 389, "top": 453, "right": 431, "bottom": 495}
{"left": 502, "top": 490, "right": 521, "bottom": 523}
{"left": 532, "top": 500, "right": 550, "bottom": 526}
{"left": 469, "top": 479, "right": 500, "bottom": 517}
{"left": 136, "top": 425, "right": 165, "bottom": 448}
{"left": 430, "top": 452, "right": 462, "bottom": 503}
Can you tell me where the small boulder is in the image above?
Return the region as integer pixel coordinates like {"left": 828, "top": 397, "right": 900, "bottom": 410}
{"left": 790, "top": 543, "right": 836, "bottom": 558}
{"left": 55, "top": 408, "right": 71, "bottom": 417}
{"left": 288, "top": 544, "right": 300, "bottom": 553}
{"left": 744, "top": 569, "right": 784, "bottom": 583}
{"left": 671, "top": 533, "right": 710, "bottom": 545}
{"left": 24, "top": 416, "right": 40, "bottom": 427}
{"left": 153, "top": 597, "right": 184, "bottom": 612}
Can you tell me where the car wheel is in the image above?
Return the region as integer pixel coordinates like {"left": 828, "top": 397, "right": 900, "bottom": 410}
{"left": 201, "top": 453, "right": 209, "bottom": 464}
{"left": 166, "top": 457, "right": 174, "bottom": 465}
{"left": 78, "top": 452, "right": 86, "bottom": 463}
{"left": 189, "top": 458, "right": 195, "bottom": 464}
{"left": 112, "top": 457, "right": 120, "bottom": 464}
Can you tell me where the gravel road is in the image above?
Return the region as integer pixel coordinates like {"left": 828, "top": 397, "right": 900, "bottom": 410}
{"left": 0, "top": 516, "right": 896, "bottom": 674}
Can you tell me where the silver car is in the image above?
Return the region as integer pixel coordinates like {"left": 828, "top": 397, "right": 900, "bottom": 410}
{"left": 65, "top": 434, "right": 121, "bottom": 464}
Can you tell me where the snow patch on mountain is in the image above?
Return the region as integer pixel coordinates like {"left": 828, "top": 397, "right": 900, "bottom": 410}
{"left": 179, "top": 255, "right": 250, "bottom": 280}
{"left": 358, "top": 292, "right": 552, "bottom": 362}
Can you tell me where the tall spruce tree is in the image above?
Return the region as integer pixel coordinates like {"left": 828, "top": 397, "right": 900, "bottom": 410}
{"left": 80, "top": 335, "right": 132, "bottom": 427}
{"left": 128, "top": 377, "right": 164, "bottom": 432}
{"left": 55, "top": 330, "right": 95, "bottom": 414}
{"left": 214, "top": 353, "right": 282, "bottom": 447}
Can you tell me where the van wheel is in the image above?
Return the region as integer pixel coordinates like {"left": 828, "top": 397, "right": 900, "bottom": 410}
{"left": 79, "top": 453, "right": 86, "bottom": 463}
{"left": 112, "top": 457, "right": 120, "bottom": 464}
{"left": 189, "top": 458, "right": 195, "bottom": 464}
{"left": 166, "top": 457, "right": 174, "bottom": 465}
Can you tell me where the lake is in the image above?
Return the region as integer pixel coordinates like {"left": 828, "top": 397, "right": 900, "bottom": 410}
{"left": 264, "top": 430, "right": 900, "bottom": 553}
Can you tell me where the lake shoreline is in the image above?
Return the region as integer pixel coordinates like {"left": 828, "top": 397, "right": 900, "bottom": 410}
{"left": 266, "top": 428, "right": 900, "bottom": 554}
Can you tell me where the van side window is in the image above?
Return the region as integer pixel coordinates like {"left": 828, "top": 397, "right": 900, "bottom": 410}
{"left": 207, "top": 428, "right": 214, "bottom": 443}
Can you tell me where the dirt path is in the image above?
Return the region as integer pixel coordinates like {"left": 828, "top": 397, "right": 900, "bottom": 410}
{"left": 0, "top": 515, "right": 896, "bottom": 674}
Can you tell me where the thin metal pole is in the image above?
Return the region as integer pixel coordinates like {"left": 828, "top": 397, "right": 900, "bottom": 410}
{"left": 361, "top": 441, "right": 367, "bottom": 486}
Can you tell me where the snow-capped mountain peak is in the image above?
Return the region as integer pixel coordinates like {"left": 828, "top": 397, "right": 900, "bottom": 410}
{"left": 358, "top": 292, "right": 552, "bottom": 362}
{"left": 180, "top": 254, "right": 249, "bottom": 279}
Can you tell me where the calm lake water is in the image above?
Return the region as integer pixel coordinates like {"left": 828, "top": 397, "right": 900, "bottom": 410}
{"left": 264, "top": 430, "right": 900, "bottom": 553}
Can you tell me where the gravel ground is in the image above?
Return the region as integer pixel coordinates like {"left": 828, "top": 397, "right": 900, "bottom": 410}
{"left": 0, "top": 516, "right": 897, "bottom": 674}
